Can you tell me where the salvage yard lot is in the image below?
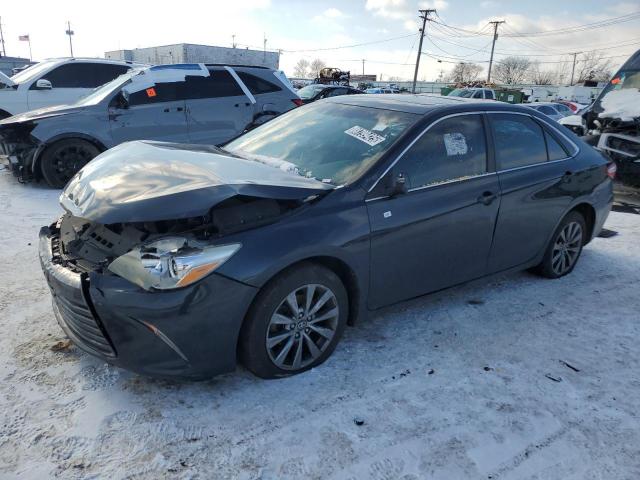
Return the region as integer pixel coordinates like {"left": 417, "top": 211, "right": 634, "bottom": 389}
{"left": 0, "top": 169, "right": 639, "bottom": 479}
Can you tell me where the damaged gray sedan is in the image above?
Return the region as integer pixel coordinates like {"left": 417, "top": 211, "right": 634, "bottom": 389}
{"left": 0, "top": 63, "right": 299, "bottom": 187}
{"left": 39, "top": 95, "right": 613, "bottom": 380}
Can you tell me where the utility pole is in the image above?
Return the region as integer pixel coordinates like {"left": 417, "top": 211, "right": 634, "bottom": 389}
{"left": 232, "top": 34, "right": 236, "bottom": 48}
{"left": 362, "top": 59, "right": 365, "bottom": 75}
{"left": 487, "top": 20, "right": 505, "bottom": 82}
{"left": 0, "top": 17, "right": 6, "bottom": 56}
{"left": 570, "top": 52, "right": 580, "bottom": 85}
{"left": 263, "top": 33, "right": 267, "bottom": 61}
{"left": 65, "top": 21, "right": 75, "bottom": 57}
{"left": 412, "top": 9, "right": 436, "bottom": 94}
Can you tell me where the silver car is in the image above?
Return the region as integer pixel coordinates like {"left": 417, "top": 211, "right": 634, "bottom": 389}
{"left": 0, "top": 63, "right": 300, "bottom": 187}
{"left": 526, "top": 102, "right": 573, "bottom": 121}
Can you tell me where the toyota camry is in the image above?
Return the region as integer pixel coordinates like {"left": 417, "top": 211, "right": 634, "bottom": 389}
{"left": 39, "top": 94, "right": 614, "bottom": 380}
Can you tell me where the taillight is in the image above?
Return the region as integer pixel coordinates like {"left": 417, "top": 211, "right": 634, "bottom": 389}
{"left": 292, "top": 98, "right": 303, "bottom": 107}
{"left": 606, "top": 162, "right": 617, "bottom": 179}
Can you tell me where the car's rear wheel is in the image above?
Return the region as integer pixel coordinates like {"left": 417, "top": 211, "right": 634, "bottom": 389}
{"left": 240, "top": 263, "right": 348, "bottom": 378}
{"left": 40, "top": 139, "right": 101, "bottom": 188}
{"left": 533, "top": 211, "right": 586, "bottom": 278}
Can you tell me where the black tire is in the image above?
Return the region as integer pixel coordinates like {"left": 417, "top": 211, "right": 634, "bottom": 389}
{"left": 40, "top": 139, "right": 101, "bottom": 188}
{"left": 532, "top": 211, "right": 587, "bottom": 279}
{"left": 240, "top": 263, "right": 348, "bottom": 379}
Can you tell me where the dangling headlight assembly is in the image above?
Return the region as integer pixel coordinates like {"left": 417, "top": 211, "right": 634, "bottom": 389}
{"left": 108, "top": 237, "right": 241, "bottom": 290}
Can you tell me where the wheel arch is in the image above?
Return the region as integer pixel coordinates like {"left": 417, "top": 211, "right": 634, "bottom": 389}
{"left": 32, "top": 133, "right": 108, "bottom": 178}
{"left": 239, "top": 254, "right": 363, "bottom": 338}
{"left": 570, "top": 202, "right": 596, "bottom": 244}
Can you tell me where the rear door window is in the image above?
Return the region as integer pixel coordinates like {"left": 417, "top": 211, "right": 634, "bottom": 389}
{"left": 490, "top": 113, "right": 548, "bottom": 170}
{"left": 39, "top": 63, "right": 129, "bottom": 88}
{"left": 236, "top": 72, "right": 281, "bottom": 94}
{"left": 484, "top": 90, "right": 494, "bottom": 99}
{"left": 182, "top": 70, "right": 244, "bottom": 99}
{"left": 396, "top": 114, "right": 487, "bottom": 190}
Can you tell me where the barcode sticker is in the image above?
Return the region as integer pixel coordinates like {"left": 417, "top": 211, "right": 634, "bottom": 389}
{"left": 345, "top": 126, "right": 386, "bottom": 147}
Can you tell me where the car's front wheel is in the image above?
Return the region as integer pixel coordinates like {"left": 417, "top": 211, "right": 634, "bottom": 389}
{"left": 533, "top": 211, "right": 586, "bottom": 278}
{"left": 240, "top": 263, "right": 348, "bottom": 378}
{"left": 40, "top": 139, "right": 101, "bottom": 188}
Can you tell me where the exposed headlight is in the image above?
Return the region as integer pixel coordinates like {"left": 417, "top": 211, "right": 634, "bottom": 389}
{"left": 108, "top": 237, "right": 241, "bottom": 290}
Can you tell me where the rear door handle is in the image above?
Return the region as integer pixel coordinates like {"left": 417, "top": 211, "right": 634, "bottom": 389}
{"left": 477, "top": 191, "right": 498, "bottom": 205}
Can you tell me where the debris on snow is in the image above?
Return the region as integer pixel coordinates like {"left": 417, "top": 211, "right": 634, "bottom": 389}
{"left": 468, "top": 299, "right": 485, "bottom": 305}
{"left": 559, "top": 360, "right": 580, "bottom": 372}
{"left": 598, "top": 228, "right": 619, "bottom": 238}
{"left": 353, "top": 417, "right": 365, "bottom": 426}
{"left": 545, "top": 374, "right": 563, "bottom": 382}
{"left": 50, "top": 340, "right": 72, "bottom": 352}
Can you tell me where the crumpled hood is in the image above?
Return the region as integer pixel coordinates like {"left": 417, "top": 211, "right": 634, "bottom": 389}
{"left": 60, "top": 140, "right": 333, "bottom": 224}
{"left": 0, "top": 103, "right": 84, "bottom": 125}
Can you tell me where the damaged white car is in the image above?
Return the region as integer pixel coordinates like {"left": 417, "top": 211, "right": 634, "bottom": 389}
{"left": 560, "top": 49, "right": 640, "bottom": 187}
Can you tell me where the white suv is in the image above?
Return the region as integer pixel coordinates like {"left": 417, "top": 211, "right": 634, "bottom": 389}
{"left": 0, "top": 58, "right": 142, "bottom": 119}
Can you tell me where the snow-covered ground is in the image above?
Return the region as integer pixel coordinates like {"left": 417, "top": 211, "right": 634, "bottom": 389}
{"left": 1, "top": 168, "right": 639, "bottom": 479}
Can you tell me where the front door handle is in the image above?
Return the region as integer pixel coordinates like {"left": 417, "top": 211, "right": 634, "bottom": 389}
{"left": 477, "top": 191, "right": 498, "bottom": 205}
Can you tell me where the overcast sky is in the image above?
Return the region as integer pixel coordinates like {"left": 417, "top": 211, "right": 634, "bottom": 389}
{"left": 1, "top": 0, "right": 639, "bottom": 81}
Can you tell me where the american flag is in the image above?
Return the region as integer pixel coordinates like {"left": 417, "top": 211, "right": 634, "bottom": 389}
{"left": 19, "top": 35, "right": 30, "bottom": 41}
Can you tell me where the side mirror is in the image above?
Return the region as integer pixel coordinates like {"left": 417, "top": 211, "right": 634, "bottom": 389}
{"left": 34, "top": 79, "right": 52, "bottom": 90}
{"left": 391, "top": 173, "right": 408, "bottom": 197}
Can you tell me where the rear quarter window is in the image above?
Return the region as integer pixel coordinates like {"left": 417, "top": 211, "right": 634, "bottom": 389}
{"left": 236, "top": 72, "right": 281, "bottom": 95}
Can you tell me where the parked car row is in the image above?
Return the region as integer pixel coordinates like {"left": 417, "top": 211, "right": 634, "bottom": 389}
{"left": 0, "top": 57, "right": 143, "bottom": 118}
{"left": 1, "top": 61, "right": 300, "bottom": 187}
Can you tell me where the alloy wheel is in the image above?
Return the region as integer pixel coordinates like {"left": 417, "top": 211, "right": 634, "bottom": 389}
{"left": 551, "top": 221, "right": 583, "bottom": 276}
{"left": 266, "top": 284, "right": 339, "bottom": 370}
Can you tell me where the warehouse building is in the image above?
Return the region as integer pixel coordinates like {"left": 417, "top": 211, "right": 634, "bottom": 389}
{"left": 105, "top": 43, "right": 279, "bottom": 69}
{"left": 0, "top": 55, "right": 31, "bottom": 76}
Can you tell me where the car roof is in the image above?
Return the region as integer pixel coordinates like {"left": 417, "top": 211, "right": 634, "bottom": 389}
{"left": 325, "top": 93, "right": 509, "bottom": 114}
{"left": 42, "top": 57, "right": 145, "bottom": 66}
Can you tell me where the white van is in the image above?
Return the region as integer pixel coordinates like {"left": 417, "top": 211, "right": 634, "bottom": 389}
{"left": 0, "top": 58, "right": 142, "bottom": 119}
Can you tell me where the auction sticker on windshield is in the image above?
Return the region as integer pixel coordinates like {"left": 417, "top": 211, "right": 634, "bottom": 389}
{"left": 345, "top": 126, "right": 386, "bottom": 147}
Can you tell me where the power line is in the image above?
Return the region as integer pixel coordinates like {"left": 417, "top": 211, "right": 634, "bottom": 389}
{"left": 281, "top": 33, "right": 417, "bottom": 53}
{"left": 503, "top": 12, "right": 640, "bottom": 37}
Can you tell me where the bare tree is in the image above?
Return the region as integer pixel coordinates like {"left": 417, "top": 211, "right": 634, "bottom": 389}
{"left": 575, "top": 52, "right": 614, "bottom": 83}
{"left": 529, "top": 61, "right": 554, "bottom": 85}
{"left": 493, "top": 56, "right": 532, "bottom": 85}
{"left": 447, "top": 62, "right": 483, "bottom": 83}
{"left": 309, "top": 59, "right": 327, "bottom": 77}
{"left": 293, "top": 59, "right": 310, "bottom": 78}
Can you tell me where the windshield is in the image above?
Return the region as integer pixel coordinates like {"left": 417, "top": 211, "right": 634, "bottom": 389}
{"left": 448, "top": 89, "right": 473, "bottom": 98}
{"left": 74, "top": 70, "right": 140, "bottom": 106}
{"left": 10, "top": 60, "right": 59, "bottom": 85}
{"left": 224, "top": 102, "right": 419, "bottom": 186}
{"left": 297, "top": 85, "right": 326, "bottom": 99}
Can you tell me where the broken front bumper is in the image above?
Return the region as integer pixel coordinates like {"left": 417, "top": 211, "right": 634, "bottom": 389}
{"left": 39, "top": 225, "right": 258, "bottom": 380}
{"left": 0, "top": 131, "right": 39, "bottom": 181}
